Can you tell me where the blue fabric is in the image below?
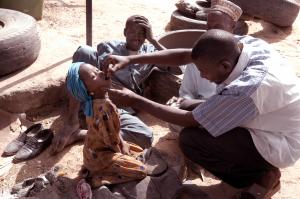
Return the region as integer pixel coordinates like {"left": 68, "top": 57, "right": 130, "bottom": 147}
{"left": 66, "top": 62, "right": 93, "bottom": 117}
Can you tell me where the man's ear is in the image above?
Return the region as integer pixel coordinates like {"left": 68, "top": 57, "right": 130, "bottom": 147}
{"left": 231, "top": 21, "right": 236, "bottom": 32}
{"left": 237, "top": 42, "right": 243, "bottom": 51}
{"left": 123, "top": 28, "right": 127, "bottom": 37}
{"left": 220, "top": 60, "right": 233, "bottom": 74}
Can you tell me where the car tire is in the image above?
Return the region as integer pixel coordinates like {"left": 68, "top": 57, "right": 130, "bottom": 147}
{"left": 169, "top": 10, "right": 207, "bottom": 31}
{"left": 0, "top": 8, "right": 41, "bottom": 76}
{"left": 230, "top": 0, "right": 299, "bottom": 27}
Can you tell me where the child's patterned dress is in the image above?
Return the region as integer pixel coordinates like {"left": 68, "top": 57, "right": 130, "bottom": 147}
{"left": 83, "top": 99, "right": 146, "bottom": 187}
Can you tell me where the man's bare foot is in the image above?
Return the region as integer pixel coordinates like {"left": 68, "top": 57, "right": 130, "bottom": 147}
{"left": 258, "top": 168, "right": 281, "bottom": 189}
{"left": 237, "top": 168, "right": 281, "bottom": 199}
{"left": 50, "top": 129, "right": 87, "bottom": 155}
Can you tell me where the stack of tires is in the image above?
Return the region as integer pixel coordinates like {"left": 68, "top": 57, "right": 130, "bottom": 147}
{"left": 230, "top": 0, "right": 299, "bottom": 27}
{"left": 0, "top": 8, "right": 41, "bottom": 76}
{"left": 169, "top": 0, "right": 299, "bottom": 34}
{"left": 169, "top": 0, "right": 248, "bottom": 35}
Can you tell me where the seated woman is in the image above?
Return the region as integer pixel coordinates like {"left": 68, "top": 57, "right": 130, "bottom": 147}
{"left": 66, "top": 62, "right": 146, "bottom": 188}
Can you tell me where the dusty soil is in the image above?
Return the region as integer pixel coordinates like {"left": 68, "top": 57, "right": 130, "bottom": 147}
{"left": 1, "top": 0, "right": 300, "bottom": 198}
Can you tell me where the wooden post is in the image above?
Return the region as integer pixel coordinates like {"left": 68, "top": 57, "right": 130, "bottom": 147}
{"left": 86, "top": 0, "right": 92, "bottom": 46}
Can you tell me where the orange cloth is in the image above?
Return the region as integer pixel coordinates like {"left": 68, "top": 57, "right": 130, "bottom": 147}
{"left": 83, "top": 99, "right": 146, "bottom": 188}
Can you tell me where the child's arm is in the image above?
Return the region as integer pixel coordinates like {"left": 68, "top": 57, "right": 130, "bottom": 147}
{"left": 118, "top": 134, "right": 130, "bottom": 155}
{"left": 102, "top": 113, "right": 129, "bottom": 154}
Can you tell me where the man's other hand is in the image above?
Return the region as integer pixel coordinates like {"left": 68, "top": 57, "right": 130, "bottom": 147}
{"left": 166, "top": 96, "right": 184, "bottom": 108}
{"left": 108, "top": 87, "right": 139, "bottom": 108}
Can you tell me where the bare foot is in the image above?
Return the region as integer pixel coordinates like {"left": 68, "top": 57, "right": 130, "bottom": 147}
{"left": 257, "top": 168, "right": 281, "bottom": 190}
{"left": 50, "top": 128, "right": 87, "bottom": 155}
{"left": 238, "top": 168, "right": 281, "bottom": 199}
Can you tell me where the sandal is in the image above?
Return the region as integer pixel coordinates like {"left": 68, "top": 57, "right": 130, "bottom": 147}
{"left": 76, "top": 179, "right": 92, "bottom": 199}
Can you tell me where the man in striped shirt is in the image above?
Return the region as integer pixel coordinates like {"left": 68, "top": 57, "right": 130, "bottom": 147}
{"left": 104, "top": 29, "right": 300, "bottom": 198}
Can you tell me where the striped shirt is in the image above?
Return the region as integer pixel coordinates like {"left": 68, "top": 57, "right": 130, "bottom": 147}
{"left": 192, "top": 35, "right": 300, "bottom": 168}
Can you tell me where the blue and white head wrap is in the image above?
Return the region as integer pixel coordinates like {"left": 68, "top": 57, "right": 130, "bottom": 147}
{"left": 66, "top": 62, "right": 93, "bottom": 117}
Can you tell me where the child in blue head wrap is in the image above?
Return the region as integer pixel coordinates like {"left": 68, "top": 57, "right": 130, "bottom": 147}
{"left": 66, "top": 62, "right": 147, "bottom": 187}
{"left": 66, "top": 62, "right": 111, "bottom": 117}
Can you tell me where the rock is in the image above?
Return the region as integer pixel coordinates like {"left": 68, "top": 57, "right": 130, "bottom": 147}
{"left": 143, "top": 70, "right": 182, "bottom": 104}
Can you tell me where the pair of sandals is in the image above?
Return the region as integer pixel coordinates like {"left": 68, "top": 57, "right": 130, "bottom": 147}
{"left": 2, "top": 123, "right": 54, "bottom": 162}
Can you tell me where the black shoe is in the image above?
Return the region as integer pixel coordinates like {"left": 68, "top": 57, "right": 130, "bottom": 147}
{"left": 2, "top": 123, "right": 42, "bottom": 157}
{"left": 13, "top": 129, "right": 54, "bottom": 162}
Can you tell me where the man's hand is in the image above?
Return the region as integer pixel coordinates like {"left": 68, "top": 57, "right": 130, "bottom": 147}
{"left": 102, "top": 55, "right": 130, "bottom": 77}
{"left": 108, "top": 87, "right": 139, "bottom": 108}
{"left": 179, "top": 98, "right": 205, "bottom": 111}
{"left": 133, "top": 16, "right": 166, "bottom": 50}
{"left": 166, "top": 96, "right": 205, "bottom": 111}
{"left": 134, "top": 16, "right": 155, "bottom": 42}
{"left": 166, "top": 96, "right": 184, "bottom": 108}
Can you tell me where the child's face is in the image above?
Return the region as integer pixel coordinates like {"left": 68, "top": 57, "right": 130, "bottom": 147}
{"left": 124, "top": 22, "right": 146, "bottom": 51}
{"left": 79, "top": 64, "right": 111, "bottom": 94}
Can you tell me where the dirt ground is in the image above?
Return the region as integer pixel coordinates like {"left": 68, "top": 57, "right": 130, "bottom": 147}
{"left": 1, "top": 0, "right": 300, "bottom": 198}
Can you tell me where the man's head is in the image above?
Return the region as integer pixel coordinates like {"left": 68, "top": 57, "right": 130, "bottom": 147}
{"left": 207, "top": 0, "right": 243, "bottom": 33}
{"left": 124, "top": 15, "right": 148, "bottom": 51}
{"left": 191, "top": 29, "right": 241, "bottom": 84}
